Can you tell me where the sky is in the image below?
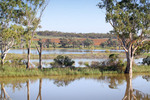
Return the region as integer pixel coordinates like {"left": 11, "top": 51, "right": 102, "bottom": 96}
{"left": 39, "top": 0, "right": 113, "bottom": 33}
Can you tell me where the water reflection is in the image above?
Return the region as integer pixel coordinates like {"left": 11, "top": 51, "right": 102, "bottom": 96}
{"left": 6, "top": 49, "right": 124, "bottom": 54}
{"left": 36, "top": 79, "right": 42, "bottom": 100}
{"left": 27, "top": 80, "right": 30, "bottom": 100}
{"left": 123, "top": 74, "right": 150, "bottom": 100}
{"left": 0, "top": 83, "right": 11, "bottom": 100}
{"left": 0, "top": 75, "right": 149, "bottom": 100}
{"left": 142, "top": 75, "right": 150, "bottom": 82}
{"left": 123, "top": 74, "right": 136, "bottom": 100}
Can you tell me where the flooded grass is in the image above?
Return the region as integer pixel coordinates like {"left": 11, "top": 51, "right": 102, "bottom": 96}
{"left": 5, "top": 52, "right": 125, "bottom": 60}
{"left": 133, "top": 65, "right": 150, "bottom": 73}
{"left": 0, "top": 64, "right": 149, "bottom": 77}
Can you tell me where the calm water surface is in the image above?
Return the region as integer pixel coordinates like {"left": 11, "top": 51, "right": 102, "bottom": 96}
{"left": 1, "top": 74, "right": 150, "bottom": 100}
{"left": 6, "top": 49, "right": 124, "bottom": 54}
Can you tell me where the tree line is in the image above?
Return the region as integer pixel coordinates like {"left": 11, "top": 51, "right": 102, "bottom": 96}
{"left": 37, "top": 31, "right": 117, "bottom": 39}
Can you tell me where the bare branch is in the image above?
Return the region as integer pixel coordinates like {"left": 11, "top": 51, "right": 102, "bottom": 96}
{"left": 117, "top": 36, "right": 128, "bottom": 52}
{"left": 35, "top": 43, "right": 40, "bottom": 53}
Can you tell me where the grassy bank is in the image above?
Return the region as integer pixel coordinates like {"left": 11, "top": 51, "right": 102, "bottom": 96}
{"left": 4, "top": 52, "right": 149, "bottom": 60}
{"left": 0, "top": 64, "right": 149, "bottom": 77}
{"left": 0, "top": 65, "right": 117, "bottom": 77}
{"left": 133, "top": 65, "right": 150, "bottom": 73}
{"left": 5, "top": 52, "right": 126, "bottom": 60}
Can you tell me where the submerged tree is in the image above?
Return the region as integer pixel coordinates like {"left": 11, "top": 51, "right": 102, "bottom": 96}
{"left": 35, "top": 39, "right": 43, "bottom": 69}
{"left": 98, "top": 0, "right": 150, "bottom": 73}
{"left": 23, "top": 0, "right": 49, "bottom": 69}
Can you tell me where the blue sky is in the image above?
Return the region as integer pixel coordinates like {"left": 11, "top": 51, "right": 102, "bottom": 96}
{"left": 40, "top": 0, "right": 113, "bottom": 33}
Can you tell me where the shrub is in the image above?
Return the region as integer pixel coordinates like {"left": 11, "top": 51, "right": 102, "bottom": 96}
{"left": 10, "top": 57, "right": 26, "bottom": 67}
{"left": 84, "top": 62, "right": 89, "bottom": 67}
{"left": 78, "top": 61, "right": 83, "bottom": 66}
{"left": 90, "top": 61, "right": 101, "bottom": 68}
{"left": 143, "top": 56, "right": 150, "bottom": 65}
{"left": 51, "top": 55, "right": 75, "bottom": 68}
{"left": 99, "top": 54, "right": 125, "bottom": 73}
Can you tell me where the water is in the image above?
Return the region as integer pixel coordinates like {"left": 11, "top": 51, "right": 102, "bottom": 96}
{"left": 6, "top": 49, "right": 124, "bottom": 54}
{"left": 30, "top": 59, "right": 106, "bottom": 68}
{"left": 0, "top": 74, "right": 150, "bottom": 100}
{"left": 30, "top": 58, "right": 143, "bottom": 68}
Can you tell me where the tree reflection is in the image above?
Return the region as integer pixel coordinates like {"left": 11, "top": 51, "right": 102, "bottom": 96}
{"left": 27, "top": 80, "right": 30, "bottom": 100}
{"left": 96, "top": 75, "right": 125, "bottom": 89}
{"left": 123, "top": 74, "right": 150, "bottom": 100}
{"left": 133, "top": 89, "right": 150, "bottom": 100}
{"left": 36, "top": 79, "right": 42, "bottom": 100}
{"left": 0, "top": 83, "right": 11, "bottom": 100}
{"left": 53, "top": 79, "right": 73, "bottom": 87}
{"left": 142, "top": 75, "right": 150, "bottom": 81}
{"left": 123, "top": 74, "right": 137, "bottom": 100}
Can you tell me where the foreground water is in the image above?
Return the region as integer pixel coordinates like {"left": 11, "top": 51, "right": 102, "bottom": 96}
{"left": 0, "top": 74, "right": 150, "bottom": 100}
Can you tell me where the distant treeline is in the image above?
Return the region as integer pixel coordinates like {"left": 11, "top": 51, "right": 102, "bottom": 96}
{"left": 37, "top": 31, "right": 117, "bottom": 39}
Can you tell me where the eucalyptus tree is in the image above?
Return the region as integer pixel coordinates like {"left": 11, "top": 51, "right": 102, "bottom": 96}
{"left": 22, "top": 0, "right": 49, "bottom": 69}
{"left": 98, "top": 0, "right": 150, "bottom": 73}
{"left": 35, "top": 39, "right": 43, "bottom": 69}
{"left": 0, "top": 0, "right": 24, "bottom": 65}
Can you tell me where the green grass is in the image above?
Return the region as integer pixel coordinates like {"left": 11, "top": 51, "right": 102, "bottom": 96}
{"left": 4, "top": 52, "right": 126, "bottom": 60}
{"left": 133, "top": 65, "right": 150, "bottom": 73}
{"left": 0, "top": 64, "right": 122, "bottom": 77}
{"left": 0, "top": 64, "right": 149, "bottom": 77}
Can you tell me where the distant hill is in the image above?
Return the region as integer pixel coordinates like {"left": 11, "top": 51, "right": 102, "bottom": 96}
{"left": 36, "top": 31, "right": 117, "bottom": 39}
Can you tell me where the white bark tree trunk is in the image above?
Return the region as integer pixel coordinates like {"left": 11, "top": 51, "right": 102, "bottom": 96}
{"left": 1, "top": 49, "right": 10, "bottom": 65}
{"left": 125, "top": 46, "right": 134, "bottom": 74}
{"left": 27, "top": 40, "right": 31, "bottom": 69}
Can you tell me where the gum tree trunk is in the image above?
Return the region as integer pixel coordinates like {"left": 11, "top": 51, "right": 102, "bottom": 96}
{"left": 39, "top": 43, "right": 43, "bottom": 69}
{"left": 125, "top": 47, "right": 134, "bottom": 74}
{"left": 35, "top": 41, "right": 43, "bottom": 69}
{"left": 1, "top": 48, "right": 10, "bottom": 65}
{"left": 1, "top": 54, "right": 6, "bottom": 65}
{"left": 27, "top": 40, "right": 31, "bottom": 69}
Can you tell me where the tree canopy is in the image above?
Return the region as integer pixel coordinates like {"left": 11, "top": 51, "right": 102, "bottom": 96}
{"left": 98, "top": 0, "right": 150, "bottom": 73}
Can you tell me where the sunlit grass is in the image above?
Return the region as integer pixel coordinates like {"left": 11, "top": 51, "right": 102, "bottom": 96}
{"left": 133, "top": 65, "right": 150, "bottom": 73}
{"left": 0, "top": 64, "right": 149, "bottom": 77}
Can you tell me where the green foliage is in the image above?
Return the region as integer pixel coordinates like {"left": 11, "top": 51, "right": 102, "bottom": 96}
{"left": 136, "top": 41, "right": 150, "bottom": 55}
{"left": 100, "top": 38, "right": 120, "bottom": 48}
{"left": 88, "top": 54, "right": 125, "bottom": 73}
{"left": 59, "top": 38, "right": 69, "bottom": 48}
{"left": 44, "top": 39, "right": 51, "bottom": 48}
{"left": 98, "top": 0, "right": 150, "bottom": 73}
{"left": 98, "top": 0, "right": 150, "bottom": 46}
{"left": 142, "top": 56, "right": 150, "bottom": 65}
{"left": 100, "top": 54, "right": 125, "bottom": 73}
{"left": 51, "top": 55, "right": 75, "bottom": 68}
{"left": 83, "top": 38, "right": 93, "bottom": 47}
{"left": 84, "top": 62, "right": 90, "bottom": 67}
{"left": 90, "top": 61, "right": 101, "bottom": 68}
{"left": 37, "top": 31, "right": 117, "bottom": 39}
